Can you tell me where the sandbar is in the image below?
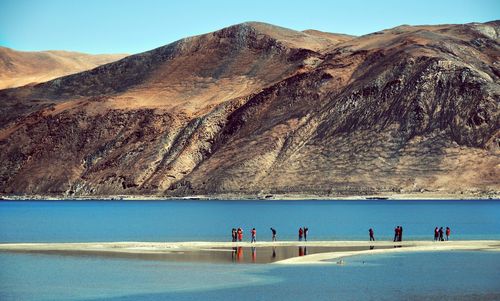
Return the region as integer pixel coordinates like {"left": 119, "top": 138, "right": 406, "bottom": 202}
{"left": 0, "top": 240, "right": 498, "bottom": 264}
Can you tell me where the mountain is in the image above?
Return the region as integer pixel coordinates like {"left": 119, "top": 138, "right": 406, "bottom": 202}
{"left": 0, "top": 46, "right": 128, "bottom": 89}
{"left": 0, "top": 21, "right": 498, "bottom": 198}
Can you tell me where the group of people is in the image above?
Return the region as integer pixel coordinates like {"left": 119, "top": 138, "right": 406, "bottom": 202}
{"left": 298, "top": 227, "right": 309, "bottom": 241}
{"left": 231, "top": 227, "right": 309, "bottom": 242}
{"left": 369, "top": 226, "right": 452, "bottom": 241}
{"left": 231, "top": 228, "right": 243, "bottom": 242}
{"left": 232, "top": 226, "right": 453, "bottom": 242}
{"left": 434, "top": 227, "right": 451, "bottom": 241}
{"left": 232, "top": 227, "right": 257, "bottom": 243}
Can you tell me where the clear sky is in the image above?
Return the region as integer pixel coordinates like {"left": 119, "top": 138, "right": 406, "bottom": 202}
{"left": 1, "top": 0, "right": 499, "bottom": 54}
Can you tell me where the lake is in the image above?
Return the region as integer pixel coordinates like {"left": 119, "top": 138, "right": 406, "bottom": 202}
{"left": 0, "top": 251, "right": 499, "bottom": 301}
{"left": 0, "top": 200, "right": 499, "bottom": 300}
{"left": 0, "top": 200, "right": 499, "bottom": 242}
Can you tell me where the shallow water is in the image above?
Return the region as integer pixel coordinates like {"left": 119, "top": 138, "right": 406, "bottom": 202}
{"left": 0, "top": 251, "right": 499, "bottom": 301}
{"left": 5, "top": 245, "right": 388, "bottom": 264}
{"left": 0, "top": 200, "right": 499, "bottom": 242}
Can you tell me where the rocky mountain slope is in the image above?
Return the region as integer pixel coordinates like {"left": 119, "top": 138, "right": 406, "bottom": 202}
{"left": 0, "top": 21, "right": 498, "bottom": 198}
{"left": 0, "top": 47, "right": 127, "bottom": 89}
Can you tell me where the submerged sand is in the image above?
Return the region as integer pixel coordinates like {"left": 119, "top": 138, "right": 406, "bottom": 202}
{"left": 0, "top": 240, "right": 498, "bottom": 264}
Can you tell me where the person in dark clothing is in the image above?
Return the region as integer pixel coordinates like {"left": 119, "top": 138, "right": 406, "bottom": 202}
{"left": 231, "top": 228, "right": 237, "bottom": 242}
{"left": 446, "top": 227, "right": 451, "bottom": 241}
{"left": 393, "top": 226, "right": 399, "bottom": 242}
{"left": 369, "top": 228, "right": 375, "bottom": 241}
{"left": 304, "top": 227, "right": 309, "bottom": 242}
{"left": 434, "top": 227, "right": 439, "bottom": 241}
{"left": 251, "top": 228, "right": 256, "bottom": 243}
{"left": 270, "top": 227, "right": 277, "bottom": 242}
{"left": 438, "top": 227, "right": 444, "bottom": 241}
{"left": 398, "top": 226, "right": 403, "bottom": 242}
{"left": 298, "top": 227, "right": 304, "bottom": 241}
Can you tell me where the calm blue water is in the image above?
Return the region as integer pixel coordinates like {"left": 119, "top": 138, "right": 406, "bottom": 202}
{"left": 1, "top": 251, "right": 499, "bottom": 301}
{"left": 0, "top": 200, "right": 499, "bottom": 242}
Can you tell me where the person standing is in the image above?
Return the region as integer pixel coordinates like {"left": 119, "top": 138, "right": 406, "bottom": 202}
{"left": 438, "top": 227, "right": 444, "bottom": 241}
{"left": 369, "top": 228, "right": 375, "bottom": 241}
{"left": 231, "top": 228, "right": 236, "bottom": 242}
{"left": 237, "top": 228, "right": 243, "bottom": 242}
{"left": 251, "top": 228, "right": 256, "bottom": 243}
{"left": 298, "top": 227, "right": 304, "bottom": 241}
{"left": 304, "top": 227, "right": 309, "bottom": 242}
{"left": 434, "top": 227, "right": 439, "bottom": 241}
{"left": 446, "top": 227, "right": 451, "bottom": 241}
{"left": 393, "top": 226, "right": 399, "bottom": 242}
{"left": 270, "top": 227, "right": 277, "bottom": 242}
{"left": 399, "top": 226, "right": 403, "bottom": 242}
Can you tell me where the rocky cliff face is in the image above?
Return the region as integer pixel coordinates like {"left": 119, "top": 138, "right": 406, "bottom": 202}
{"left": 0, "top": 21, "right": 498, "bottom": 197}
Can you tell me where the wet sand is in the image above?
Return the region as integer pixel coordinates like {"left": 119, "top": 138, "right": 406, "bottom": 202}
{"left": 274, "top": 240, "right": 500, "bottom": 264}
{"left": 1, "top": 240, "right": 498, "bottom": 264}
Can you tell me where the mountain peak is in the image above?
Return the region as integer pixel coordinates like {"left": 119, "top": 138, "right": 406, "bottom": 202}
{"left": 209, "top": 21, "right": 345, "bottom": 52}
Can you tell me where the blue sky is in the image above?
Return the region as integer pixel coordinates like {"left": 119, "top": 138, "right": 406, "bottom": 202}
{"left": 0, "top": 0, "right": 498, "bottom": 54}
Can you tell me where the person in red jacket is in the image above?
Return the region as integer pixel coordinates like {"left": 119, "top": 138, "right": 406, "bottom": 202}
{"left": 298, "top": 227, "right": 304, "bottom": 241}
{"left": 237, "top": 228, "right": 243, "bottom": 242}
{"left": 446, "top": 227, "right": 451, "bottom": 241}
{"left": 251, "top": 228, "right": 256, "bottom": 243}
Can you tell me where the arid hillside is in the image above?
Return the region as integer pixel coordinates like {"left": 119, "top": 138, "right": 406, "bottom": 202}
{"left": 0, "top": 21, "right": 498, "bottom": 198}
{"left": 0, "top": 47, "right": 127, "bottom": 89}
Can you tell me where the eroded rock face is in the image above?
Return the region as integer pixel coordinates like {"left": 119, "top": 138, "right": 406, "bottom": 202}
{"left": 0, "top": 21, "right": 498, "bottom": 197}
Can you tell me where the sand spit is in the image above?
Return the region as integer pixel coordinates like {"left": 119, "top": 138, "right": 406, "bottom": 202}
{"left": 0, "top": 241, "right": 498, "bottom": 264}
{"left": 273, "top": 240, "right": 500, "bottom": 265}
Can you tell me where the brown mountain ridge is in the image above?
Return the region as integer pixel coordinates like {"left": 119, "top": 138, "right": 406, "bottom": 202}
{"left": 0, "top": 46, "right": 127, "bottom": 90}
{"left": 0, "top": 21, "right": 498, "bottom": 198}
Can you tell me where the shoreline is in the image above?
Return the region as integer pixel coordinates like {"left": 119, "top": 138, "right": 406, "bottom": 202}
{"left": 1, "top": 192, "right": 499, "bottom": 201}
{"left": 1, "top": 240, "right": 498, "bottom": 264}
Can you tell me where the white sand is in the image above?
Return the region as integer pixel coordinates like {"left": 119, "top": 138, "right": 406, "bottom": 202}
{"left": 1, "top": 240, "right": 499, "bottom": 263}
{"left": 274, "top": 240, "right": 500, "bottom": 264}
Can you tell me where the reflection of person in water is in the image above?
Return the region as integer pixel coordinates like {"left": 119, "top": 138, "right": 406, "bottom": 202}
{"left": 251, "top": 247, "right": 256, "bottom": 262}
{"left": 303, "top": 246, "right": 308, "bottom": 256}
{"left": 236, "top": 247, "right": 243, "bottom": 262}
{"left": 298, "top": 246, "right": 304, "bottom": 256}
{"left": 232, "top": 247, "right": 237, "bottom": 262}
{"left": 272, "top": 247, "right": 276, "bottom": 259}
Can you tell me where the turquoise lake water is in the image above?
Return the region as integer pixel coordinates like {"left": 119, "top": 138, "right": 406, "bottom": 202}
{"left": 0, "top": 200, "right": 499, "bottom": 242}
{"left": 0, "top": 200, "right": 499, "bottom": 300}
{"left": 0, "top": 251, "right": 499, "bottom": 301}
